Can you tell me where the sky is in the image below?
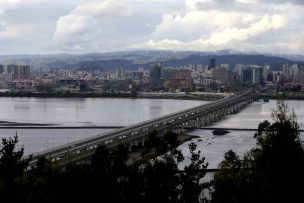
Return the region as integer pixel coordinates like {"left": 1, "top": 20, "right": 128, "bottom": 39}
{"left": 0, "top": 0, "right": 303, "bottom": 55}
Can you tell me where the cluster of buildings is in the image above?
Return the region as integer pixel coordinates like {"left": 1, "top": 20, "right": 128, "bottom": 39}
{"left": 1, "top": 59, "right": 304, "bottom": 93}
{"left": 149, "top": 58, "right": 304, "bottom": 92}
{"left": 150, "top": 63, "right": 192, "bottom": 91}
{"left": 0, "top": 64, "right": 31, "bottom": 90}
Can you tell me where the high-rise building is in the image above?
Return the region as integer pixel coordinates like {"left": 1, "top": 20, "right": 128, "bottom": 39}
{"left": 6, "top": 64, "right": 17, "bottom": 74}
{"left": 298, "top": 66, "right": 304, "bottom": 83}
{"left": 262, "top": 65, "right": 270, "bottom": 81}
{"left": 0, "top": 65, "right": 4, "bottom": 74}
{"left": 235, "top": 64, "right": 245, "bottom": 76}
{"left": 241, "top": 66, "right": 252, "bottom": 84}
{"left": 220, "top": 64, "right": 229, "bottom": 70}
{"left": 251, "top": 66, "right": 262, "bottom": 84}
{"left": 1, "top": 73, "right": 13, "bottom": 83}
{"left": 291, "top": 64, "right": 299, "bottom": 82}
{"left": 149, "top": 63, "right": 164, "bottom": 88}
{"left": 14, "top": 65, "right": 30, "bottom": 80}
{"left": 214, "top": 67, "right": 229, "bottom": 82}
{"left": 117, "top": 67, "right": 124, "bottom": 79}
{"left": 282, "top": 64, "right": 291, "bottom": 81}
{"left": 272, "top": 71, "right": 283, "bottom": 84}
{"left": 208, "top": 58, "right": 216, "bottom": 70}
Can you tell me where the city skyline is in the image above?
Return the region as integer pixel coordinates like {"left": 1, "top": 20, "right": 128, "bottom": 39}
{"left": 0, "top": 0, "right": 303, "bottom": 55}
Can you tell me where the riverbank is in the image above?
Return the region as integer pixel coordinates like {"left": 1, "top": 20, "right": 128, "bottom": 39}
{"left": 0, "top": 91, "right": 137, "bottom": 98}
{"left": 0, "top": 91, "right": 229, "bottom": 101}
{"left": 260, "top": 92, "right": 304, "bottom": 100}
{"left": 127, "top": 134, "right": 199, "bottom": 166}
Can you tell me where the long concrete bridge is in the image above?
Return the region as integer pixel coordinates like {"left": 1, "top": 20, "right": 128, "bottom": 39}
{"left": 26, "top": 90, "right": 259, "bottom": 167}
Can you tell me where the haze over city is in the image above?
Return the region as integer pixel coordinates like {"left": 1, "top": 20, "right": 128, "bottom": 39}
{"left": 0, "top": 0, "right": 303, "bottom": 55}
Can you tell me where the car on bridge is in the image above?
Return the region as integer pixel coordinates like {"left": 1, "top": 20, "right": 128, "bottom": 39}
{"left": 119, "top": 135, "right": 127, "bottom": 139}
{"left": 104, "top": 139, "right": 113, "bottom": 144}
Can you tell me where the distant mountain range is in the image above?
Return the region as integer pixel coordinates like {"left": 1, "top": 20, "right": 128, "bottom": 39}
{"left": 0, "top": 50, "right": 303, "bottom": 72}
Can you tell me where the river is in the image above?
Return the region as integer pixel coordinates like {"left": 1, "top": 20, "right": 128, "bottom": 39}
{"left": 0, "top": 98, "right": 303, "bottom": 169}
{"left": 178, "top": 99, "right": 304, "bottom": 169}
{"left": 0, "top": 97, "right": 206, "bottom": 154}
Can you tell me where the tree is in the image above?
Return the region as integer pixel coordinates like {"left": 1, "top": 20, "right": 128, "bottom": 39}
{"left": 180, "top": 142, "right": 208, "bottom": 203}
{"left": 163, "top": 131, "right": 179, "bottom": 150}
{"left": 212, "top": 100, "right": 304, "bottom": 202}
{"left": 0, "top": 135, "right": 30, "bottom": 202}
{"left": 212, "top": 150, "right": 248, "bottom": 203}
{"left": 91, "top": 144, "right": 111, "bottom": 174}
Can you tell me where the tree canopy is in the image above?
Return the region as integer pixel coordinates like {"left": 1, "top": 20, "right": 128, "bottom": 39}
{"left": 212, "top": 100, "right": 304, "bottom": 203}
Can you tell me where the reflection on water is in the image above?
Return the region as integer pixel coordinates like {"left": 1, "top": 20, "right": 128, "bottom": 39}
{"left": 0, "top": 97, "right": 205, "bottom": 126}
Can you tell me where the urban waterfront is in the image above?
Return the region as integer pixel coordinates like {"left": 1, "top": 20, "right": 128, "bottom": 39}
{"left": 0, "top": 98, "right": 303, "bottom": 168}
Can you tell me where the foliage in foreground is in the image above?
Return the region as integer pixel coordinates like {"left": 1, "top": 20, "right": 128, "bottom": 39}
{"left": 212, "top": 100, "right": 304, "bottom": 203}
{"left": 0, "top": 131, "right": 208, "bottom": 203}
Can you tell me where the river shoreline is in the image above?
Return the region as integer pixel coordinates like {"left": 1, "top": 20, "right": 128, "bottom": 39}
{"left": 3, "top": 91, "right": 304, "bottom": 101}
{"left": 0, "top": 92, "right": 226, "bottom": 101}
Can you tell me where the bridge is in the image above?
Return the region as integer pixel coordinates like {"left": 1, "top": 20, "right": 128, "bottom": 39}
{"left": 26, "top": 90, "right": 259, "bottom": 167}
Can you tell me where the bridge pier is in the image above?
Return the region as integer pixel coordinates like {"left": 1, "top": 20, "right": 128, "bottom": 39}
{"left": 181, "top": 94, "right": 260, "bottom": 129}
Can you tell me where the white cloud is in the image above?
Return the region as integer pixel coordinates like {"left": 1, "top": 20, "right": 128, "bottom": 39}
{"left": 53, "top": 15, "right": 98, "bottom": 42}
{"left": 203, "top": 15, "right": 285, "bottom": 46}
{"left": 130, "top": 0, "right": 303, "bottom": 54}
{"left": 131, "top": 13, "right": 297, "bottom": 54}
{"left": 131, "top": 39, "right": 188, "bottom": 50}
{"left": 73, "top": 0, "right": 133, "bottom": 17}
{"left": 0, "top": 0, "right": 20, "bottom": 8}
{"left": 53, "top": 0, "right": 135, "bottom": 47}
{"left": 151, "top": 11, "right": 244, "bottom": 41}
{"left": 0, "top": 26, "right": 21, "bottom": 39}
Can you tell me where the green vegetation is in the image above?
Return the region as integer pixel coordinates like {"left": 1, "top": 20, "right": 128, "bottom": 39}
{"left": 212, "top": 100, "right": 304, "bottom": 202}
{"left": 0, "top": 131, "right": 208, "bottom": 202}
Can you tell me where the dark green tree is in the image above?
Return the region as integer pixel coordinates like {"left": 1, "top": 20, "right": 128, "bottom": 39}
{"left": 129, "top": 149, "right": 184, "bottom": 203}
{"left": 0, "top": 135, "right": 30, "bottom": 202}
{"left": 180, "top": 142, "right": 208, "bottom": 203}
{"left": 91, "top": 144, "right": 112, "bottom": 174}
{"left": 212, "top": 100, "right": 304, "bottom": 203}
{"left": 163, "top": 130, "right": 179, "bottom": 150}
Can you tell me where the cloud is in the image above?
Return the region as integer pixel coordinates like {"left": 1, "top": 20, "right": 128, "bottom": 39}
{"left": 130, "top": 39, "right": 188, "bottom": 50}
{"left": 0, "top": 0, "right": 20, "bottom": 9}
{"left": 261, "top": 0, "right": 304, "bottom": 5}
{"left": 0, "top": 11, "right": 5, "bottom": 30}
{"left": 130, "top": 0, "right": 303, "bottom": 54}
{"left": 203, "top": 15, "right": 285, "bottom": 46}
{"left": 131, "top": 13, "right": 295, "bottom": 54}
{"left": 53, "top": 15, "right": 99, "bottom": 42}
{"left": 0, "top": 26, "right": 21, "bottom": 39}
{"left": 53, "top": 0, "right": 134, "bottom": 47}
{"left": 150, "top": 10, "right": 253, "bottom": 44}
{"left": 73, "top": 0, "right": 133, "bottom": 17}
{"left": 0, "top": 0, "right": 304, "bottom": 54}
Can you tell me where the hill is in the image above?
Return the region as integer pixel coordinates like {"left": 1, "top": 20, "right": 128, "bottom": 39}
{"left": 0, "top": 50, "right": 303, "bottom": 72}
